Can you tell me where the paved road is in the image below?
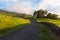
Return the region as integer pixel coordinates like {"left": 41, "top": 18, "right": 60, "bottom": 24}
{"left": 0, "top": 19, "right": 39, "bottom": 40}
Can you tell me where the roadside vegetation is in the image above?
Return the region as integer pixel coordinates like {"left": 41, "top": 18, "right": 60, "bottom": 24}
{"left": 38, "top": 24, "right": 54, "bottom": 40}
{"left": 34, "top": 9, "right": 60, "bottom": 40}
{"left": 33, "top": 9, "right": 58, "bottom": 19}
{"left": 0, "top": 13, "right": 30, "bottom": 37}
{"left": 33, "top": 9, "right": 60, "bottom": 28}
{"left": 36, "top": 18, "right": 60, "bottom": 27}
{"left": 0, "top": 9, "right": 60, "bottom": 40}
{"left": 36, "top": 18, "right": 60, "bottom": 40}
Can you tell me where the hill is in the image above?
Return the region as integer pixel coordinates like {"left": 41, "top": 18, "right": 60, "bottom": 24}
{"left": 0, "top": 10, "right": 30, "bottom": 37}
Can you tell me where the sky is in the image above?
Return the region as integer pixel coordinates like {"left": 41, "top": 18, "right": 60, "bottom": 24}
{"left": 0, "top": 0, "right": 60, "bottom": 16}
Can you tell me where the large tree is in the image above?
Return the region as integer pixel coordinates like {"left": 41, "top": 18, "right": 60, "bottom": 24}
{"left": 46, "top": 13, "right": 58, "bottom": 19}
{"left": 51, "top": 14, "right": 58, "bottom": 19}
{"left": 46, "top": 13, "right": 52, "bottom": 18}
{"left": 33, "top": 9, "right": 48, "bottom": 18}
{"left": 33, "top": 9, "right": 58, "bottom": 19}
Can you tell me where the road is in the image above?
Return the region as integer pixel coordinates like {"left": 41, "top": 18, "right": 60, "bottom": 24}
{"left": 0, "top": 19, "right": 39, "bottom": 40}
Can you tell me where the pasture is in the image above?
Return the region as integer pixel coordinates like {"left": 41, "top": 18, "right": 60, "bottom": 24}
{"left": 36, "top": 18, "right": 60, "bottom": 27}
{"left": 0, "top": 13, "right": 30, "bottom": 37}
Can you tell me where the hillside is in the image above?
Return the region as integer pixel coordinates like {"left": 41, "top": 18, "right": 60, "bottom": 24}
{"left": 0, "top": 10, "right": 30, "bottom": 37}
{"left": 37, "top": 18, "right": 60, "bottom": 27}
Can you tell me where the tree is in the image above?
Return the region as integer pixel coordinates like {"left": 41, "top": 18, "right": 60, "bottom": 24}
{"left": 44, "top": 10, "right": 48, "bottom": 16}
{"left": 37, "top": 9, "right": 45, "bottom": 18}
{"left": 33, "top": 11, "right": 38, "bottom": 18}
{"left": 51, "top": 14, "right": 58, "bottom": 19}
{"left": 46, "top": 13, "right": 58, "bottom": 19}
{"left": 33, "top": 9, "right": 48, "bottom": 18}
{"left": 46, "top": 13, "right": 52, "bottom": 18}
{"left": 33, "top": 9, "right": 58, "bottom": 19}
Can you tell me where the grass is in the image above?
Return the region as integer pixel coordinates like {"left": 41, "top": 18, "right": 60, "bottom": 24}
{"left": 36, "top": 18, "right": 59, "bottom": 40}
{"left": 38, "top": 24, "right": 54, "bottom": 40}
{"left": 0, "top": 14, "right": 30, "bottom": 37}
{"left": 37, "top": 18, "right": 60, "bottom": 27}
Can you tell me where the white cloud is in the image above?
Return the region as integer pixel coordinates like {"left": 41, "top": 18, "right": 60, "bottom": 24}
{"left": 37, "top": 0, "right": 60, "bottom": 16}
{"left": 5, "top": 0, "right": 60, "bottom": 16}
{"left": 5, "top": 0, "right": 38, "bottom": 15}
{"left": 7, "top": 1, "right": 34, "bottom": 15}
{"left": 6, "top": 0, "right": 18, "bottom": 2}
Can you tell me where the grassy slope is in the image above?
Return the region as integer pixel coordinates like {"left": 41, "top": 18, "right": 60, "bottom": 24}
{"left": 0, "top": 14, "right": 30, "bottom": 37}
{"left": 36, "top": 18, "right": 60, "bottom": 40}
{"left": 37, "top": 18, "right": 60, "bottom": 27}
{"left": 38, "top": 23, "right": 54, "bottom": 40}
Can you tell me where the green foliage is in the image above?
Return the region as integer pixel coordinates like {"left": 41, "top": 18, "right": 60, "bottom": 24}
{"left": 0, "top": 14, "right": 30, "bottom": 29}
{"left": 47, "top": 13, "right": 58, "bottom": 19}
{"left": 38, "top": 24, "right": 54, "bottom": 40}
{"left": 46, "top": 13, "right": 52, "bottom": 18}
{"left": 0, "top": 13, "right": 30, "bottom": 37}
{"left": 33, "top": 9, "right": 48, "bottom": 18}
{"left": 33, "top": 9, "right": 58, "bottom": 19}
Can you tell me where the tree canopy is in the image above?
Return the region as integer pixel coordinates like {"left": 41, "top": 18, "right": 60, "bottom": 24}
{"left": 33, "top": 9, "right": 58, "bottom": 19}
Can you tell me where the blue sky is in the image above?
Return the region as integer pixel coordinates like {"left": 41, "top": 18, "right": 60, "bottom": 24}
{"left": 0, "top": 0, "right": 60, "bottom": 16}
{"left": 0, "top": 0, "right": 40, "bottom": 9}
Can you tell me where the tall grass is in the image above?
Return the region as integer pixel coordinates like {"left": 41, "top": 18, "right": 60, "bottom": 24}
{"left": 0, "top": 13, "right": 30, "bottom": 37}
{"left": 38, "top": 24, "right": 54, "bottom": 40}
{"left": 37, "top": 18, "right": 60, "bottom": 27}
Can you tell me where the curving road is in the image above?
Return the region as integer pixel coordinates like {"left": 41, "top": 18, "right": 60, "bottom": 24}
{"left": 0, "top": 19, "right": 39, "bottom": 40}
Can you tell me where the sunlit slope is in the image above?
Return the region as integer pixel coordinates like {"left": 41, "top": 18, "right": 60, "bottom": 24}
{"left": 37, "top": 18, "right": 60, "bottom": 27}
{"left": 0, "top": 14, "right": 30, "bottom": 29}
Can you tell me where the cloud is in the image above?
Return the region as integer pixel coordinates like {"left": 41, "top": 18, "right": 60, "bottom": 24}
{"left": 6, "top": 0, "right": 37, "bottom": 15}
{"left": 7, "top": 2, "right": 34, "bottom": 15}
{"left": 37, "top": 0, "right": 60, "bottom": 15}
{"left": 0, "top": 0, "right": 60, "bottom": 16}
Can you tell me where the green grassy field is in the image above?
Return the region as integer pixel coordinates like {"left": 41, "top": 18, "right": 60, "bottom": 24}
{"left": 0, "top": 13, "right": 30, "bottom": 37}
{"left": 37, "top": 18, "right": 60, "bottom": 27}
{"left": 36, "top": 18, "right": 60, "bottom": 40}
{"left": 38, "top": 24, "right": 54, "bottom": 40}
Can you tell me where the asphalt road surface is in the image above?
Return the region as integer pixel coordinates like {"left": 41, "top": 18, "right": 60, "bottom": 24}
{"left": 0, "top": 19, "right": 39, "bottom": 40}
